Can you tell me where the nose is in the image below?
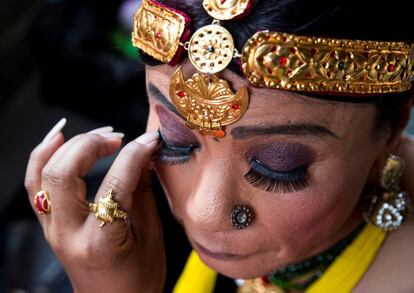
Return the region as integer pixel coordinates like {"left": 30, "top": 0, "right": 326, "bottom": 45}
{"left": 185, "top": 161, "right": 235, "bottom": 232}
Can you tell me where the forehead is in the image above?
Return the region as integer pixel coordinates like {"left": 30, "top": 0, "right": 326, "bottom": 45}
{"left": 146, "top": 60, "right": 374, "bottom": 133}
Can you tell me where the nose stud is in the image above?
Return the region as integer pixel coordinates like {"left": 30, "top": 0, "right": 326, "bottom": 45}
{"left": 231, "top": 205, "right": 252, "bottom": 229}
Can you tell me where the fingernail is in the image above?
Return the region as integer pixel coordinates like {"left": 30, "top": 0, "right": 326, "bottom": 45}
{"left": 135, "top": 131, "right": 159, "bottom": 145}
{"left": 99, "top": 132, "right": 125, "bottom": 139}
{"left": 42, "top": 118, "right": 67, "bottom": 143}
{"left": 89, "top": 126, "right": 114, "bottom": 134}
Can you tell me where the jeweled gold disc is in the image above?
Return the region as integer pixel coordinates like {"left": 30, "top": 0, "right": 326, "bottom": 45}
{"left": 188, "top": 24, "right": 235, "bottom": 74}
{"left": 203, "top": 0, "right": 252, "bottom": 20}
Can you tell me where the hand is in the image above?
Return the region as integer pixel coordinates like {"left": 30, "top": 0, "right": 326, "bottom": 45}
{"left": 24, "top": 118, "right": 165, "bottom": 293}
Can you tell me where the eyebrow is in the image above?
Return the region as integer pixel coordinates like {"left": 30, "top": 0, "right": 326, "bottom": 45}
{"left": 147, "top": 82, "right": 181, "bottom": 117}
{"left": 231, "top": 124, "right": 339, "bottom": 139}
{"left": 148, "top": 82, "right": 339, "bottom": 140}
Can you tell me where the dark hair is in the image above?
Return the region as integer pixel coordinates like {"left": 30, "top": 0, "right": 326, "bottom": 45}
{"left": 142, "top": 0, "right": 413, "bottom": 131}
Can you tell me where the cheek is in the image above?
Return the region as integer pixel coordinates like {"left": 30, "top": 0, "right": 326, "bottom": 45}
{"left": 258, "top": 156, "right": 372, "bottom": 258}
{"left": 154, "top": 165, "right": 192, "bottom": 217}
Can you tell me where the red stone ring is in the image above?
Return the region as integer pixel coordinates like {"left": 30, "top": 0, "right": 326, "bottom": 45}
{"left": 34, "top": 190, "right": 51, "bottom": 214}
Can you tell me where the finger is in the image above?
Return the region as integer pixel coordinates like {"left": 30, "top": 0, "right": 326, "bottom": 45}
{"left": 87, "top": 132, "right": 160, "bottom": 229}
{"left": 25, "top": 118, "right": 67, "bottom": 223}
{"left": 130, "top": 167, "right": 163, "bottom": 241}
{"left": 41, "top": 131, "right": 124, "bottom": 229}
{"left": 88, "top": 126, "right": 113, "bottom": 134}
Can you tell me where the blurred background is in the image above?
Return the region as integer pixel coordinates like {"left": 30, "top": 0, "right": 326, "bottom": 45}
{"left": 0, "top": 0, "right": 191, "bottom": 292}
{"left": 1, "top": 0, "right": 414, "bottom": 292}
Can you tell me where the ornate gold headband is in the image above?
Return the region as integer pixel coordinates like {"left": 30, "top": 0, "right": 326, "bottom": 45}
{"left": 243, "top": 31, "right": 414, "bottom": 94}
{"left": 132, "top": 0, "right": 414, "bottom": 137}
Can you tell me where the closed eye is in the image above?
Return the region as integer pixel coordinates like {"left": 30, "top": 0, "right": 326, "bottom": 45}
{"left": 244, "top": 158, "right": 309, "bottom": 193}
{"left": 155, "top": 131, "right": 199, "bottom": 165}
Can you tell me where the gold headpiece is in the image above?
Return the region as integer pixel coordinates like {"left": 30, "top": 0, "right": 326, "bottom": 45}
{"left": 133, "top": 0, "right": 414, "bottom": 136}
{"left": 243, "top": 31, "right": 414, "bottom": 94}
{"left": 133, "top": 0, "right": 251, "bottom": 138}
{"left": 169, "top": 68, "right": 249, "bottom": 138}
{"left": 131, "top": 0, "right": 191, "bottom": 65}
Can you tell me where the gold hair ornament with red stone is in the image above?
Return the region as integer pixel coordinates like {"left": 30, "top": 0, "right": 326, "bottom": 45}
{"left": 169, "top": 0, "right": 253, "bottom": 138}
{"left": 132, "top": 0, "right": 414, "bottom": 139}
{"left": 170, "top": 67, "right": 249, "bottom": 138}
{"left": 242, "top": 31, "right": 414, "bottom": 94}
{"left": 132, "top": 0, "right": 253, "bottom": 138}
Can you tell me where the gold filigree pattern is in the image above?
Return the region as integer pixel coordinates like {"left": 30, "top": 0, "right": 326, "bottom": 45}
{"left": 89, "top": 190, "right": 128, "bottom": 227}
{"left": 169, "top": 67, "right": 249, "bottom": 138}
{"left": 188, "top": 24, "right": 235, "bottom": 74}
{"left": 203, "top": 0, "right": 252, "bottom": 20}
{"left": 132, "top": 0, "right": 186, "bottom": 63}
{"left": 242, "top": 31, "right": 414, "bottom": 94}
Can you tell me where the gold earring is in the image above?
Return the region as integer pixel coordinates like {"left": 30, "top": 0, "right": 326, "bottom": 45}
{"left": 364, "top": 154, "right": 411, "bottom": 231}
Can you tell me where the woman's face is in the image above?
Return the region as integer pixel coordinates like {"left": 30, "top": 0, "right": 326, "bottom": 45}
{"left": 145, "top": 60, "right": 387, "bottom": 279}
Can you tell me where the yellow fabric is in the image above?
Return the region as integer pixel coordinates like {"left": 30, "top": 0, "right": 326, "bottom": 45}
{"left": 306, "top": 224, "right": 386, "bottom": 293}
{"left": 173, "top": 224, "right": 386, "bottom": 293}
{"left": 173, "top": 250, "right": 217, "bottom": 293}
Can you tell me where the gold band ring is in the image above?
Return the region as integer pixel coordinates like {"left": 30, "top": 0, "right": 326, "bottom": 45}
{"left": 89, "top": 189, "right": 128, "bottom": 227}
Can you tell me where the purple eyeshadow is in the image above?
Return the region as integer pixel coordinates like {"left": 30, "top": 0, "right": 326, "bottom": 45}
{"left": 247, "top": 142, "right": 315, "bottom": 172}
{"left": 155, "top": 105, "right": 199, "bottom": 145}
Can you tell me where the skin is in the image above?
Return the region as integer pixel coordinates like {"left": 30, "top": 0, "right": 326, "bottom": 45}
{"left": 146, "top": 60, "right": 412, "bottom": 280}
{"left": 25, "top": 129, "right": 166, "bottom": 293}
{"left": 24, "top": 57, "right": 414, "bottom": 292}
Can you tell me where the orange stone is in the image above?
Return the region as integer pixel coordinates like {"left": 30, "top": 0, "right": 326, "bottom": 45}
{"left": 214, "top": 130, "right": 226, "bottom": 138}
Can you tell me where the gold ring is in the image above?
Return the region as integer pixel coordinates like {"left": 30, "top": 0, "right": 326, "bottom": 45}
{"left": 89, "top": 189, "right": 128, "bottom": 227}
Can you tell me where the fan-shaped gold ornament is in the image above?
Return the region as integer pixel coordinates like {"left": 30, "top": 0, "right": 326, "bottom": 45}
{"left": 169, "top": 67, "right": 249, "bottom": 138}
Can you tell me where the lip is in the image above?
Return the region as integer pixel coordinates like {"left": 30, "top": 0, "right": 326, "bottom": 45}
{"left": 192, "top": 240, "right": 251, "bottom": 261}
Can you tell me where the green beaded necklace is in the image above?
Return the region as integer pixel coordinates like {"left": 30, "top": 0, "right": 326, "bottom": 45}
{"left": 266, "top": 224, "right": 365, "bottom": 291}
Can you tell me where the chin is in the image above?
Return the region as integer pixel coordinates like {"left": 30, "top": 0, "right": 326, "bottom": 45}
{"left": 194, "top": 247, "right": 287, "bottom": 280}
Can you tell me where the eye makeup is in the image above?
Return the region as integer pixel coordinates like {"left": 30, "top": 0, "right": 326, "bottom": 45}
{"left": 155, "top": 131, "right": 199, "bottom": 165}
{"left": 244, "top": 143, "right": 315, "bottom": 193}
{"left": 245, "top": 159, "right": 309, "bottom": 193}
{"left": 154, "top": 99, "right": 315, "bottom": 193}
{"left": 154, "top": 104, "right": 201, "bottom": 165}
{"left": 155, "top": 104, "right": 199, "bottom": 145}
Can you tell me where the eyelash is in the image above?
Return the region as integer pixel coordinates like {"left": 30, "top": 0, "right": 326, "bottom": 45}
{"left": 244, "top": 158, "right": 309, "bottom": 194}
{"left": 156, "top": 135, "right": 309, "bottom": 194}
{"left": 155, "top": 134, "right": 199, "bottom": 165}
